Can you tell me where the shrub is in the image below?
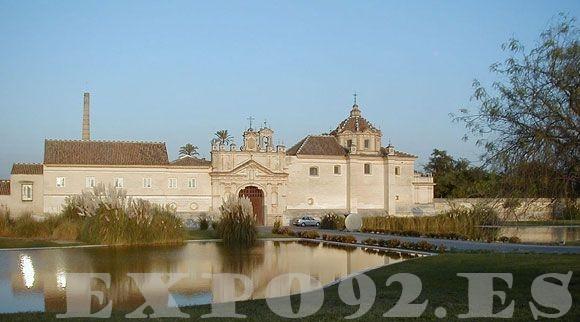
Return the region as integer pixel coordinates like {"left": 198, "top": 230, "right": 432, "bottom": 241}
{"left": 216, "top": 195, "right": 257, "bottom": 247}
{"left": 211, "top": 220, "right": 219, "bottom": 231}
{"left": 342, "top": 235, "right": 357, "bottom": 244}
{"left": 320, "top": 213, "right": 346, "bottom": 230}
{"left": 386, "top": 239, "right": 401, "bottom": 248}
{"left": 297, "top": 230, "right": 320, "bottom": 239}
{"left": 498, "top": 236, "right": 510, "bottom": 243}
{"left": 508, "top": 236, "right": 521, "bottom": 244}
{"left": 363, "top": 238, "right": 378, "bottom": 245}
{"left": 438, "top": 243, "right": 447, "bottom": 253}
{"left": 198, "top": 215, "right": 209, "bottom": 231}
{"left": 272, "top": 218, "right": 282, "bottom": 234}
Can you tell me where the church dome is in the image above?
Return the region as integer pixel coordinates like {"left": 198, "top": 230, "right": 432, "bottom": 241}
{"left": 331, "top": 104, "right": 380, "bottom": 135}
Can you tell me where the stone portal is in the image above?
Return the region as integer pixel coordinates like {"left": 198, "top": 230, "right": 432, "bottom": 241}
{"left": 239, "top": 186, "right": 265, "bottom": 225}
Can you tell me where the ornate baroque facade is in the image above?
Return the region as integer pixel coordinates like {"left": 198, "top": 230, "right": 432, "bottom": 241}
{"left": 0, "top": 96, "right": 434, "bottom": 225}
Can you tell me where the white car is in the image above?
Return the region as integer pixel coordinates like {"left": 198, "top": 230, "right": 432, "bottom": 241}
{"left": 293, "top": 216, "right": 321, "bottom": 227}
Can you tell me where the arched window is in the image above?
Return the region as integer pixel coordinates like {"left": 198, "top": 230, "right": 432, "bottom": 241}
{"left": 395, "top": 166, "right": 401, "bottom": 175}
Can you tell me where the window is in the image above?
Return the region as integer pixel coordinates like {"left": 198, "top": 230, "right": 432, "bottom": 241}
{"left": 347, "top": 139, "right": 353, "bottom": 147}
{"left": 56, "top": 177, "right": 66, "bottom": 188}
{"left": 364, "top": 163, "right": 371, "bottom": 174}
{"left": 395, "top": 195, "right": 400, "bottom": 201}
{"left": 333, "top": 165, "right": 341, "bottom": 175}
{"left": 309, "top": 167, "right": 319, "bottom": 176}
{"left": 395, "top": 166, "right": 401, "bottom": 175}
{"left": 21, "top": 184, "right": 33, "bottom": 201}
{"left": 364, "top": 139, "right": 370, "bottom": 149}
{"left": 168, "top": 178, "right": 177, "bottom": 189}
{"left": 187, "top": 178, "right": 196, "bottom": 188}
{"left": 143, "top": 178, "right": 152, "bottom": 188}
{"left": 86, "top": 177, "right": 96, "bottom": 188}
{"left": 114, "top": 177, "right": 124, "bottom": 188}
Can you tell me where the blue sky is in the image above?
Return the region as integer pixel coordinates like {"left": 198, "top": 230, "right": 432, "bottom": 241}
{"left": 0, "top": 1, "right": 578, "bottom": 177}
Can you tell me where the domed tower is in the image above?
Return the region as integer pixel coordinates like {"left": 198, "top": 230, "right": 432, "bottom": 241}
{"left": 330, "top": 101, "right": 382, "bottom": 155}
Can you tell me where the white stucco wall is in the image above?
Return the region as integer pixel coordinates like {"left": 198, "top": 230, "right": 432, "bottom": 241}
{"left": 42, "top": 165, "right": 212, "bottom": 215}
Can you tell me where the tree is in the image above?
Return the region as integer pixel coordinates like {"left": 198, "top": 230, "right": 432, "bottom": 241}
{"left": 215, "top": 130, "right": 233, "bottom": 145}
{"left": 424, "top": 149, "right": 499, "bottom": 198}
{"left": 179, "top": 143, "right": 199, "bottom": 157}
{"left": 453, "top": 14, "right": 579, "bottom": 200}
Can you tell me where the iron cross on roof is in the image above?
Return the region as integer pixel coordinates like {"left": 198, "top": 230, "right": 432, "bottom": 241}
{"left": 353, "top": 91, "right": 358, "bottom": 105}
{"left": 247, "top": 116, "right": 255, "bottom": 130}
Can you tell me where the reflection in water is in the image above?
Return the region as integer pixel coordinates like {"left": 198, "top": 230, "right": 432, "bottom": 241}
{"left": 0, "top": 241, "right": 413, "bottom": 314}
{"left": 56, "top": 270, "right": 66, "bottom": 289}
{"left": 482, "top": 226, "right": 580, "bottom": 243}
{"left": 19, "top": 254, "right": 35, "bottom": 289}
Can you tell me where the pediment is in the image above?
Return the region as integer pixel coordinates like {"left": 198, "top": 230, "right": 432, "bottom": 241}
{"left": 213, "top": 159, "right": 286, "bottom": 178}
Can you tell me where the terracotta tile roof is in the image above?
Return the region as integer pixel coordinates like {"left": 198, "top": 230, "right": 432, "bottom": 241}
{"left": 330, "top": 105, "right": 381, "bottom": 135}
{"left": 11, "top": 163, "right": 43, "bottom": 175}
{"left": 0, "top": 180, "right": 9, "bottom": 195}
{"left": 44, "top": 140, "right": 169, "bottom": 166}
{"left": 170, "top": 155, "right": 211, "bottom": 167}
{"left": 380, "top": 147, "right": 417, "bottom": 158}
{"left": 287, "top": 135, "right": 348, "bottom": 156}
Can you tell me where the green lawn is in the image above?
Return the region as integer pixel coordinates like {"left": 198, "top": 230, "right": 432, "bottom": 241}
{"left": 0, "top": 238, "right": 84, "bottom": 249}
{"left": 1, "top": 253, "right": 577, "bottom": 321}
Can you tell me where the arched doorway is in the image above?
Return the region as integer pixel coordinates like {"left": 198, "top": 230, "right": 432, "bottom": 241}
{"left": 239, "top": 186, "right": 265, "bottom": 225}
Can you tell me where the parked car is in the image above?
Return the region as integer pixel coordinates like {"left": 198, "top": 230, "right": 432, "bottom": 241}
{"left": 293, "top": 216, "right": 320, "bottom": 227}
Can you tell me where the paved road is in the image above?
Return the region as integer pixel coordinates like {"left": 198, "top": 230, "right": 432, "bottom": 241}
{"left": 266, "top": 226, "right": 580, "bottom": 254}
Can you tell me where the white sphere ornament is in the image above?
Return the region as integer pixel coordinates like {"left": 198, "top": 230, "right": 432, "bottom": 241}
{"left": 345, "top": 213, "right": 362, "bottom": 231}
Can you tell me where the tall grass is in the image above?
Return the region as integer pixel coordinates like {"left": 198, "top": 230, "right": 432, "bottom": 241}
{"left": 362, "top": 204, "right": 500, "bottom": 241}
{"left": 72, "top": 184, "right": 185, "bottom": 245}
{"left": 1, "top": 184, "right": 185, "bottom": 245}
{"left": 216, "top": 195, "right": 257, "bottom": 247}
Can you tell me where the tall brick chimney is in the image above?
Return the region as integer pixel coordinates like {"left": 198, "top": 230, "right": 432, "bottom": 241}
{"left": 82, "top": 92, "right": 90, "bottom": 141}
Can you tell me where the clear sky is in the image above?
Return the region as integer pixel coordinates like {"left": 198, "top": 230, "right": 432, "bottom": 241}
{"left": 0, "top": 1, "right": 578, "bottom": 177}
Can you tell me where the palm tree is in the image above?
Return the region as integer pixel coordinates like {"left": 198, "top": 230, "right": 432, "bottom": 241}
{"left": 179, "top": 143, "right": 199, "bottom": 157}
{"left": 215, "top": 130, "right": 233, "bottom": 145}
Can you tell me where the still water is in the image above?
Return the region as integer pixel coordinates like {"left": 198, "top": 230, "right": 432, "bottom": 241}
{"left": 0, "top": 241, "right": 415, "bottom": 314}
{"left": 490, "top": 226, "right": 580, "bottom": 243}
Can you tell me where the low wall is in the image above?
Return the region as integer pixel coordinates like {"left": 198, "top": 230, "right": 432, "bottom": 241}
{"left": 433, "top": 198, "right": 568, "bottom": 221}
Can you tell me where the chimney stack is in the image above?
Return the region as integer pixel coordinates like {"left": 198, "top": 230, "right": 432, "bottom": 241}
{"left": 82, "top": 92, "right": 90, "bottom": 141}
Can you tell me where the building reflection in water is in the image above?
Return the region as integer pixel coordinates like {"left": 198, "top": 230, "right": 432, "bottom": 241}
{"left": 19, "top": 254, "right": 35, "bottom": 289}
{"left": 1, "top": 241, "right": 411, "bottom": 314}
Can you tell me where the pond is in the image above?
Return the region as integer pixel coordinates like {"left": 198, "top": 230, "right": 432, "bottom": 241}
{"left": 486, "top": 225, "right": 580, "bottom": 244}
{"left": 0, "top": 240, "right": 418, "bottom": 314}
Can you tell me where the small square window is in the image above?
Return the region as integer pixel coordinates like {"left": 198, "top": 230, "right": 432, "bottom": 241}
{"left": 309, "top": 167, "right": 319, "bottom": 176}
{"left": 86, "top": 177, "right": 96, "bottom": 188}
{"left": 333, "top": 165, "right": 341, "bottom": 175}
{"left": 364, "top": 163, "right": 371, "bottom": 174}
{"left": 168, "top": 178, "right": 177, "bottom": 189}
{"left": 114, "top": 177, "right": 124, "bottom": 188}
{"left": 56, "top": 177, "right": 66, "bottom": 188}
{"left": 21, "top": 184, "right": 33, "bottom": 201}
{"left": 187, "top": 178, "right": 196, "bottom": 188}
{"left": 364, "top": 139, "right": 370, "bottom": 149}
{"left": 395, "top": 195, "right": 400, "bottom": 200}
{"left": 143, "top": 178, "right": 152, "bottom": 188}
